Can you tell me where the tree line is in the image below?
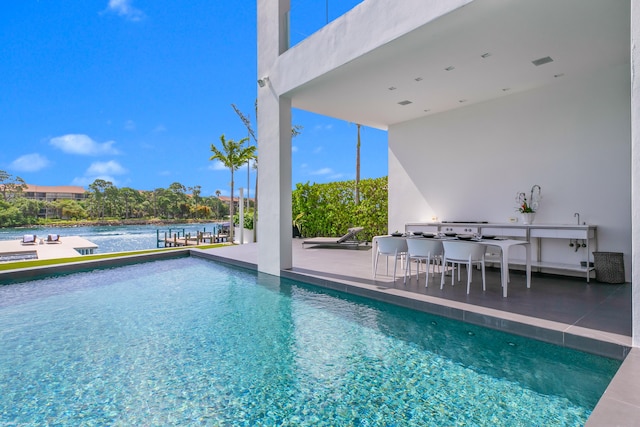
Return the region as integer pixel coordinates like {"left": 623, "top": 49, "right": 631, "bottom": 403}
{"left": 0, "top": 170, "right": 234, "bottom": 227}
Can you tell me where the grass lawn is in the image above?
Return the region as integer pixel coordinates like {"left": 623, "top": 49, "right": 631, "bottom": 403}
{"left": 0, "top": 244, "right": 229, "bottom": 271}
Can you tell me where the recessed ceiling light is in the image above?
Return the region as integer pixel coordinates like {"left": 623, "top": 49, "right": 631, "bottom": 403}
{"left": 532, "top": 56, "right": 553, "bottom": 66}
{"left": 424, "top": 109, "right": 431, "bottom": 112}
{"left": 502, "top": 88, "right": 511, "bottom": 92}
{"left": 554, "top": 73, "right": 565, "bottom": 78}
{"left": 398, "top": 100, "right": 412, "bottom": 106}
{"left": 481, "top": 53, "right": 491, "bottom": 58}
{"left": 445, "top": 66, "right": 455, "bottom": 71}
{"left": 388, "top": 86, "right": 397, "bottom": 91}
{"left": 458, "top": 99, "right": 467, "bottom": 103}
{"left": 414, "top": 77, "right": 423, "bottom": 82}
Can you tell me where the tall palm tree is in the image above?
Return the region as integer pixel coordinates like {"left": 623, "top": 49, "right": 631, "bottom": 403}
{"left": 210, "top": 134, "right": 255, "bottom": 241}
{"left": 231, "top": 102, "right": 302, "bottom": 242}
{"left": 215, "top": 189, "right": 221, "bottom": 219}
{"left": 355, "top": 123, "right": 361, "bottom": 205}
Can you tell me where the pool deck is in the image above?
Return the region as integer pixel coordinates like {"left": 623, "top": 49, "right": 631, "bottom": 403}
{"left": 192, "top": 239, "right": 640, "bottom": 426}
{"left": 0, "top": 236, "right": 98, "bottom": 260}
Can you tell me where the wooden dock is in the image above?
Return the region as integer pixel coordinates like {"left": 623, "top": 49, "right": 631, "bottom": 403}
{"left": 160, "top": 231, "right": 229, "bottom": 248}
{"left": 0, "top": 236, "right": 98, "bottom": 262}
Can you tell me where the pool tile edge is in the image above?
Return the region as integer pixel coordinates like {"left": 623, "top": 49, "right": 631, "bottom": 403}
{"left": 280, "top": 268, "right": 631, "bottom": 360}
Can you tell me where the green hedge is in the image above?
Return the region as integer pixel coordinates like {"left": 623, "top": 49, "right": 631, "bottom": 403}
{"left": 292, "top": 176, "right": 387, "bottom": 242}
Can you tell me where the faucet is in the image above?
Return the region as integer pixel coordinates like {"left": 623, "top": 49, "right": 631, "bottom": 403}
{"left": 574, "top": 212, "right": 580, "bottom": 225}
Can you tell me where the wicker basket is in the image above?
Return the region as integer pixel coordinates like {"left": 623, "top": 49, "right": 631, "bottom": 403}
{"left": 593, "top": 252, "right": 625, "bottom": 284}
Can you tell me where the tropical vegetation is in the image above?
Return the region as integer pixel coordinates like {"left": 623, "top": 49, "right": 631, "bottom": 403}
{"left": 292, "top": 176, "right": 388, "bottom": 242}
{"left": 0, "top": 170, "right": 233, "bottom": 228}
{"left": 209, "top": 134, "right": 257, "bottom": 241}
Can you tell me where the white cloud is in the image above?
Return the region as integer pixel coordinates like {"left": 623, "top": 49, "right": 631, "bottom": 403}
{"left": 311, "top": 167, "right": 333, "bottom": 176}
{"left": 50, "top": 134, "right": 119, "bottom": 156}
{"left": 86, "top": 160, "right": 127, "bottom": 176}
{"left": 71, "top": 176, "right": 119, "bottom": 187}
{"left": 153, "top": 124, "right": 167, "bottom": 133}
{"left": 313, "top": 146, "right": 323, "bottom": 154}
{"left": 314, "top": 124, "right": 334, "bottom": 131}
{"left": 71, "top": 160, "right": 127, "bottom": 187}
{"left": 106, "top": 0, "right": 145, "bottom": 21}
{"left": 124, "top": 120, "right": 136, "bottom": 131}
{"left": 291, "top": 146, "right": 298, "bottom": 153}
{"left": 208, "top": 160, "right": 227, "bottom": 171}
{"left": 9, "top": 153, "right": 50, "bottom": 172}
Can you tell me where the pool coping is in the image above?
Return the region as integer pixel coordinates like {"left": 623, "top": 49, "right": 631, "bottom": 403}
{"left": 0, "top": 249, "right": 191, "bottom": 284}
{"left": 1, "top": 248, "right": 638, "bottom": 425}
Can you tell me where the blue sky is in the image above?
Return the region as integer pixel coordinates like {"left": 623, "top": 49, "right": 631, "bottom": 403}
{"left": 0, "top": 0, "right": 387, "bottom": 198}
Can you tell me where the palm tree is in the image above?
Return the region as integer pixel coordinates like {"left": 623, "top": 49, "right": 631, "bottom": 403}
{"left": 215, "top": 189, "right": 221, "bottom": 219}
{"left": 355, "top": 123, "right": 361, "bottom": 205}
{"left": 231, "top": 102, "right": 302, "bottom": 242}
{"left": 210, "top": 134, "right": 255, "bottom": 241}
{"left": 189, "top": 185, "right": 201, "bottom": 219}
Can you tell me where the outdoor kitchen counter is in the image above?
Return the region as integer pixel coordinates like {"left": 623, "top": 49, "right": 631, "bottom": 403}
{"left": 405, "top": 222, "right": 597, "bottom": 281}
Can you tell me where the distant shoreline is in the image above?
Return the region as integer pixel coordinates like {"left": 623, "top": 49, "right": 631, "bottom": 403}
{"left": 4, "top": 219, "right": 227, "bottom": 230}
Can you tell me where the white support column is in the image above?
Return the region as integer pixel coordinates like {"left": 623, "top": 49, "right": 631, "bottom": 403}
{"left": 631, "top": 0, "right": 640, "bottom": 347}
{"left": 257, "top": 0, "right": 293, "bottom": 276}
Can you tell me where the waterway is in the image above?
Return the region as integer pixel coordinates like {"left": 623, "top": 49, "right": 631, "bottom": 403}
{"left": 0, "top": 223, "right": 223, "bottom": 254}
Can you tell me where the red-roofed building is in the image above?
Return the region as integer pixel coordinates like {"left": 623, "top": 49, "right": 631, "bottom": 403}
{"left": 23, "top": 184, "right": 86, "bottom": 218}
{"left": 23, "top": 185, "right": 86, "bottom": 203}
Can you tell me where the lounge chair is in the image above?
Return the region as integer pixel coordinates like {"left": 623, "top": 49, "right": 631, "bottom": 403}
{"left": 302, "top": 227, "right": 365, "bottom": 249}
{"left": 22, "top": 234, "right": 37, "bottom": 245}
{"left": 46, "top": 234, "right": 61, "bottom": 243}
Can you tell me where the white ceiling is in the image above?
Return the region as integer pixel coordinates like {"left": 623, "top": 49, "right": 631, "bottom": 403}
{"left": 287, "top": 0, "right": 630, "bottom": 130}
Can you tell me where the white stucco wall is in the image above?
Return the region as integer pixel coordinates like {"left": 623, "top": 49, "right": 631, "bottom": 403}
{"left": 389, "top": 64, "right": 631, "bottom": 277}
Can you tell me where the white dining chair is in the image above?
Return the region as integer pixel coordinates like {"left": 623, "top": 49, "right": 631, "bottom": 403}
{"left": 440, "top": 241, "right": 486, "bottom": 294}
{"left": 404, "top": 238, "right": 443, "bottom": 287}
{"left": 374, "top": 237, "right": 408, "bottom": 282}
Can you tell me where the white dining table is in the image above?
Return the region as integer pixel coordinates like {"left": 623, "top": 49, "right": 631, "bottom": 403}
{"left": 372, "top": 235, "right": 530, "bottom": 297}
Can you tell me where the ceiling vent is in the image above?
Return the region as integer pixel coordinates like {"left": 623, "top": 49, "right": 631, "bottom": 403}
{"left": 532, "top": 56, "right": 553, "bottom": 66}
{"left": 398, "top": 100, "right": 412, "bottom": 106}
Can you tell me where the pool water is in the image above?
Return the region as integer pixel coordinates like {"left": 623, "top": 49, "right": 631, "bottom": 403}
{"left": 0, "top": 257, "right": 620, "bottom": 426}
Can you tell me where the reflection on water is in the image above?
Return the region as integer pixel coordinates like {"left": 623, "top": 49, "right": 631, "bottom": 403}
{"left": 0, "top": 223, "right": 222, "bottom": 254}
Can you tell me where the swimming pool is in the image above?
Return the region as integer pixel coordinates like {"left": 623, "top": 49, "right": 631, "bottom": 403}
{"left": 0, "top": 257, "right": 620, "bottom": 426}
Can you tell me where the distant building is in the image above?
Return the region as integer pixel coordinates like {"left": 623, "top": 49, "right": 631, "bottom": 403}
{"left": 217, "top": 195, "right": 255, "bottom": 210}
{"left": 23, "top": 185, "right": 86, "bottom": 202}
{"left": 23, "top": 184, "right": 86, "bottom": 218}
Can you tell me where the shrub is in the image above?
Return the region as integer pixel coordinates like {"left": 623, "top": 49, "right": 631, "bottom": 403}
{"left": 292, "top": 177, "right": 387, "bottom": 241}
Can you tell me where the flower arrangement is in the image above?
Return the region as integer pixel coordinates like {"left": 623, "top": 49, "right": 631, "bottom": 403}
{"left": 516, "top": 185, "right": 541, "bottom": 213}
